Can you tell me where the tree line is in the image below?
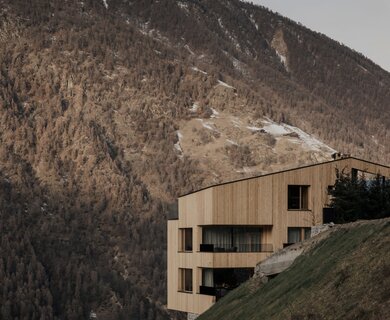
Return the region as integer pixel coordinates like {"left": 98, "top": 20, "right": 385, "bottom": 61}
{"left": 329, "top": 170, "right": 390, "bottom": 223}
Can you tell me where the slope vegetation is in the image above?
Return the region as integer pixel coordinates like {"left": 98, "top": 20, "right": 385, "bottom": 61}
{"left": 199, "top": 219, "right": 390, "bottom": 320}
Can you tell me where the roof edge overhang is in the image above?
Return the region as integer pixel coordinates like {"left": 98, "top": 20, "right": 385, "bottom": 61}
{"left": 179, "top": 157, "right": 390, "bottom": 198}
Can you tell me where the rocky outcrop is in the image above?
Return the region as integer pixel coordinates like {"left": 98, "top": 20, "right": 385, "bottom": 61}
{"left": 254, "top": 223, "right": 336, "bottom": 279}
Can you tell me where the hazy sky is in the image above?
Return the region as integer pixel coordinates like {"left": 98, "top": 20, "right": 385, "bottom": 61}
{"left": 248, "top": 0, "right": 390, "bottom": 72}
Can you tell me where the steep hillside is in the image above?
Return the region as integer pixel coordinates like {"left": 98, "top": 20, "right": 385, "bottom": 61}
{"left": 0, "top": 0, "right": 389, "bottom": 318}
{"left": 198, "top": 219, "right": 390, "bottom": 320}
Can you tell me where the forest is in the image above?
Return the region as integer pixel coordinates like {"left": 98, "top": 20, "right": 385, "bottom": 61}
{"left": 329, "top": 171, "right": 390, "bottom": 223}
{"left": 0, "top": 0, "right": 389, "bottom": 318}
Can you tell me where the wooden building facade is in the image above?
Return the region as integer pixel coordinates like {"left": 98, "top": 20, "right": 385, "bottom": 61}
{"left": 167, "top": 157, "right": 390, "bottom": 316}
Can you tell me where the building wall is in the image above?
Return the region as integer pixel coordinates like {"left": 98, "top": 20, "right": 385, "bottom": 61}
{"left": 212, "top": 175, "right": 274, "bottom": 225}
{"left": 167, "top": 220, "right": 215, "bottom": 314}
{"left": 168, "top": 158, "right": 390, "bottom": 315}
{"left": 167, "top": 220, "right": 272, "bottom": 314}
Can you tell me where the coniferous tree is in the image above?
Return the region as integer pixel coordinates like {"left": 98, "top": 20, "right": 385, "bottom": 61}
{"left": 329, "top": 170, "right": 390, "bottom": 223}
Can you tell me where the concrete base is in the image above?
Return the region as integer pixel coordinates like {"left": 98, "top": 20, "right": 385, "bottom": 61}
{"left": 311, "top": 223, "right": 334, "bottom": 237}
{"left": 187, "top": 312, "right": 199, "bottom": 320}
{"left": 254, "top": 244, "right": 304, "bottom": 277}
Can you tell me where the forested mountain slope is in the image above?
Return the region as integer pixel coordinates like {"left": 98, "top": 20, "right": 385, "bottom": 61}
{"left": 0, "top": 0, "right": 389, "bottom": 318}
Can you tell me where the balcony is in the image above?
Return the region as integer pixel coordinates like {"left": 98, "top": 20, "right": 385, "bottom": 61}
{"left": 199, "top": 268, "right": 253, "bottom": 300}
{"left": 199, "top": 285, "right": 234, "bottom": 300}
{"left": 200, "top": 243, "right": 273, "bottom": 253}
{"left": 201, "top": 226, "right": 273, "bottom": 253}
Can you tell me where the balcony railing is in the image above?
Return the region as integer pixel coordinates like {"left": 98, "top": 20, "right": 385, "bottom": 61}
{"left": 199, "top": 286, "right": 234, "bottom": 300}
{"left": 199, "top": 243, "right": 273, "bottom": 253}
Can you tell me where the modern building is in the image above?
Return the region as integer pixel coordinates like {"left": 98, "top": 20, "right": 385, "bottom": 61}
{"left": 167, "top": 157, "right": 390, "bottom": 317}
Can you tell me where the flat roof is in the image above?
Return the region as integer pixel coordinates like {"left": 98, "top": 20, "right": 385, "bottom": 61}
{"left": 179, "top": 157, "right": 390, "bottom": 198}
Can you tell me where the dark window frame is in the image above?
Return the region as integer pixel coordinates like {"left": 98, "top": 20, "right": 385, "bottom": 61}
{"left": 179, "top": 268, "right": 193, "bottom": 293}
{"left": 287, "top": 227, "right": 311, "bottom": 245}
{"left": 200, "top": 226, "right": 272, "bottom": 252}
{"left": 179, "top": 228, "right": 193, "bottom": 252}
{"left": 288, "top": 185, "right": 310, "bottom": 210}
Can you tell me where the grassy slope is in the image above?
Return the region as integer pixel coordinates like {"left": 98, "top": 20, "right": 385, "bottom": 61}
{"left": 198, "top": 219, "right": 390, "bottom": 320}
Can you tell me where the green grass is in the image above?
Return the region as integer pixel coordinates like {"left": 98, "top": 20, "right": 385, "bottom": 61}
{"left": 198, "top": 220, "right": 390, "bottom": 320}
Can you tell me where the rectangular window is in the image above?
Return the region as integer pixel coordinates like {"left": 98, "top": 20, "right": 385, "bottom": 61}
{"left": 179, "top": 268, "right": 193, "bottom": 292}
{"left": 288, "top": 227, "right": 301, "bottom": 243}
{"left": 179, "top": 228, "right": 192, "bottom": 251}
{"left": 288, "top": 185, "right": 309, "bottom": 210}
{"left": 304, "top": 227, "right": 311, "bottom": 240}
{"left": 201, "top": 226, "right": 265, "bottom": 252}
{"left": 202, "top": 268, "right": 214, "bottom": 287}
{"left": 287, "top": 227, "right": 312, "bottom": 244}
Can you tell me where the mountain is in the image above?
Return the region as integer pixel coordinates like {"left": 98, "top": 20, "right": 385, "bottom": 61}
{"left": 198, "top": 218, "right": 390, "bottom": 320}
{"left": 0, "top": 0, "right": 389, "bottom": 319}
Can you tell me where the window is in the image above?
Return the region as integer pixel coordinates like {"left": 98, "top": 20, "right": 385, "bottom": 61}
{"left": 287, "top": 227, "right": 311, "bottom": 244}
{"left": 304, "top": 228, "right": 311, "bottom": 240}
{"left": 199, "top": 268, "right": 254, "bottom": 298}
{"left": 351, "top": 168, "right": 358, "bottom": 180}
{"left": 179, "top": 228, "right": 192, "bottom": 251}
{"left": 179, "top": 268, "right": 193, "bottom": 292}
{"left": 202, "top": 268, "right": 214, "bottom": 287}
{"left": 201, "top": 226, "right": 267, "bottom": 252}
{"left": 288, "top": 227, "right": 301, "bottom": 243}
{"left": 288, "top": 185, "right": 309, "bottom": 210}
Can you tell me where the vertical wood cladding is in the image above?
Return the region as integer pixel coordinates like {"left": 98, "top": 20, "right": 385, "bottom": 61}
{"left": 168, "top": 158, "right": 390, "bottom": 314}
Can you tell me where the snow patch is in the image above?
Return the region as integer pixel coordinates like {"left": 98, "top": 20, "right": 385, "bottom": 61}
{"left": 102, "top": 0, "right": 108, "bottom": 9}
{"left": 174, "top": 131, "right": 183, "bottom": 157}
{"left": 139, "top": 22, "right": 150, "bottom": 35}
{"left": 226, "top": 139, "right": 238, "bottom": 146}
{"left": 222, "top": 50, "right": 246, "bottom": 75}
{"left": 191, "top": 67, "right": 207, "bottom": 75}
{"left": 218, "top": 18, "right": 224, "bottom": 29}
{"left": 218, "top": 18, "right": 241, "bottom": 51}
{"left": 138, "top": 23, "right": 170, "bottom": 45}
{"left": 275, "top": 50, "right": 287, "bottom": 67}
{"left": 189, "top": 103, "right": 199, "bottom": 112}
{"left": 177, "top": 2, "right": 189, "bottom": 12}
{"left": 287, "top": 139, "right": 301, "bottom": 145}
{"left": 201, "top": 122, "right": 214, "bottom": 131}
{"left": 232, "top": 57, "right": 245, "bottom": 73}
{"left": 197, "top": 119, "right": 219, "bottom": 132}
{"left": 261, "top": 123, "right": 290, "bottom": 136}
{"left": 210, "top": 108, "right": 219, "bottom": 118}
{"left": 246, "top": 126, "right": 262, "bottom": 131}
{"left": 286, "top": 124, "right": 336, "bottom": 152}
{"left": 217, "top": 80, "right": 235, "bottom": 89}
{"left": 249, "top": 14, "right": 259, "bottom": 31}
{"left": 184, "top": 44, "right": 195, "bottom": 55}
{"left": 177, "top": 131, "right": 183, "bottom": 140}
{"left": 358, "top": 64, "right": 369, "bottom": 73}
{"left": 260, "top": 119, "right": 336, "bottom": 153}
{"left": 231, "top": 119, "right": 242, "bottom": 128}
